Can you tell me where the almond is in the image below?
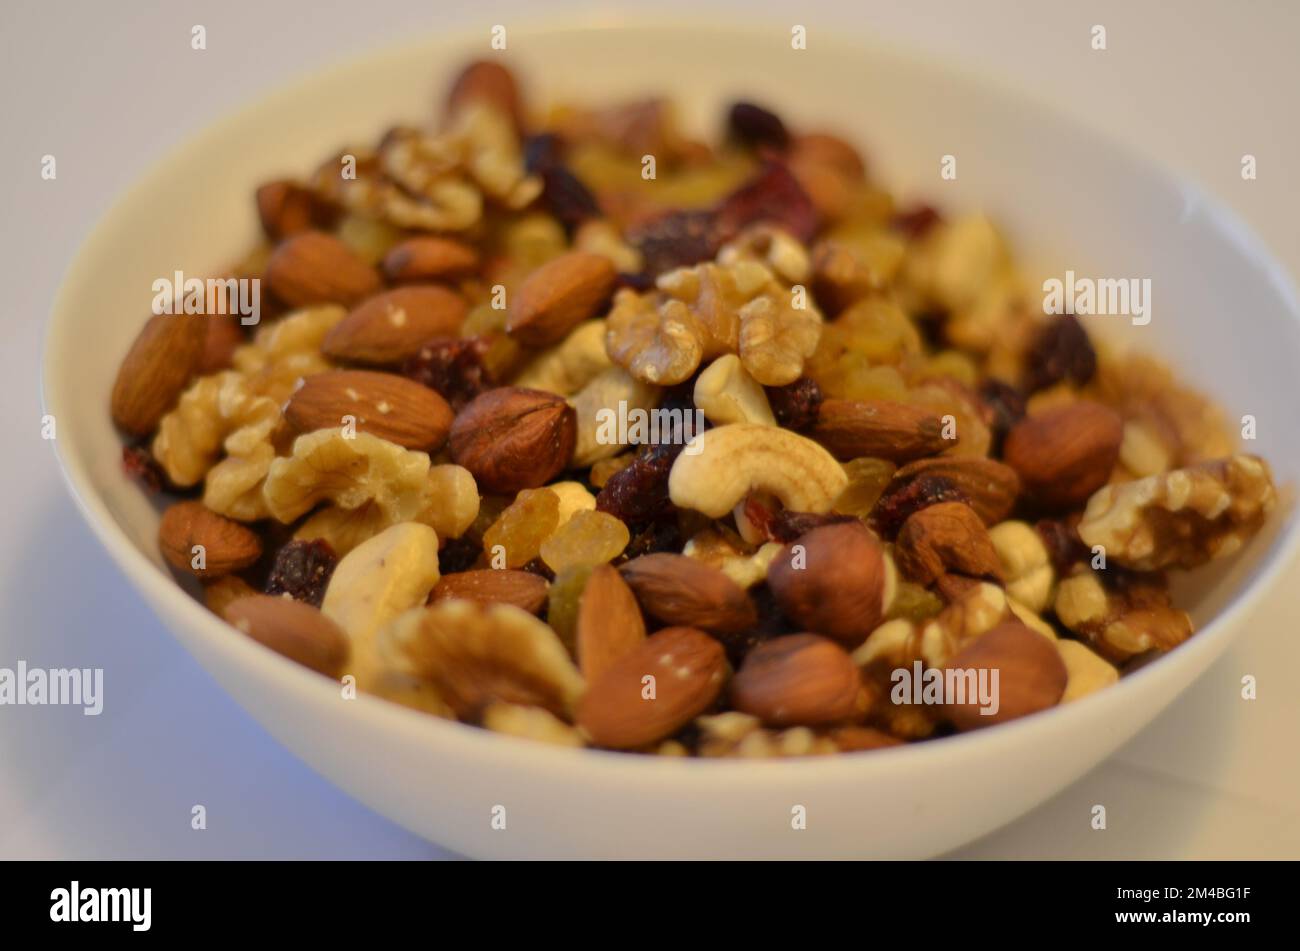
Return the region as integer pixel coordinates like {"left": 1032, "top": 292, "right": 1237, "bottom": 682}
{"left": 322, "top": 286, "right": 467, "bottom": 365}
{"left": 766, "top": 521, "right": 887, "bottom": 647}
{"left": 429, "top": 569, "right": 549, "bottom": 615}
{"left": 445, "top": 60, "right": 525, "bottom": 132}
{"left": 576, "top": 564, "right": 646, "bottom": 681}
{"left": 506, "top": 252, "right": 617, "bottom": 348}
{"left": 255, "top": 180, "right": 316, "bottom": 241}
{"left": 382, "top": 236, "right": 480, "bottom": 284}
{"left": 196, "top": 313, "right": 246, "bottom": 374}
{"left": 878, "top": 456, "right": 1021, "bottom": 527}
{"left": 941, "top": 621, "right": 1067, "bottom": 730}
{"left": 730, "top": 634, "right": 870, "bottom": 727}
{"left": 895, "top": 501, "right": 1002, "bottom": 587}
{"left": 810, "top": 398, "right": 951, "bottom": 462}
{"left": 576, "top": 627, "right": 727, "bottom": 749}
{"left": 265, "top": 230, "right": 381, "bottom": 307}
{"left": 110, "top": 314, "right": 207, "bottom": 435}
{"left": 619, "top": 553, "right": 758, "bottom": 635}
{"left": 159, "top": 501, "right": 262, "bottom": 578}
{"left": 283, "top": 369, "right": 453, "bottom": 451}
{"left": 222, "top": 594, "right": 349, "bottom": 677}
{"left": 1003, "top": 401, "right": 1123, "bottom": 508}
{"left": 448, "top": 387, "right": 577, "bottom": 493}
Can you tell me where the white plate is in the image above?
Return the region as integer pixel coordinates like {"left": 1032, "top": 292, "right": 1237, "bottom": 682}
{"left": 43, "top": 21, "right": 1300, "bottom": 858}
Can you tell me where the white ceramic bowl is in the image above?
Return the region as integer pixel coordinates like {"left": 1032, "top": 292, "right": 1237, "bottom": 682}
{"left": 44, "top": 20, "right": 1300, "bottom": 858}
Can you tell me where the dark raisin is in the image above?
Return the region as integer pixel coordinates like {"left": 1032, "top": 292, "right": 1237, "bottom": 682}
{"left": 627, "top": 209, "right": 721, "bottom": 276}
{"left": 522, "top": 133, "right": 563, "bottom": 173}
{"left": 265, "top": 539, "right": 338, "bottom": 607}
{"left": 913, "top": 309, "right": 949, "bottom": 349}
{"left": 618, "top": 517, "right": 683, "bottom": 562}
{"left": 615, "top": 271, "right": 655, "bottom": 292}
{"left": 595, "top": 442, "right": 681, "bottom": 523}
{"left": 765, "top": 377, "right": 823, "bottom": 430}
{"left": 538, "top": 166, "right": 601, "bottom": 232}
{"left": 402, "top": 336, "right": 493, "bottom": 410}
{"left": 768, "top": 510, "right": 858, "bottom": 544}
{"left": 438, "top": 536, "right": 482, "bottom": 575}
{"left": 869, "top": 474, "right": 969, "bottom": 539}
{"left": 519, "top": 557, "right": 556, "bottom": 582}
{"left": 1035, "top": 516, "right": 1088, "bottom": 575}
{"left": 978, "top": 378, "right": 1027, "bottom": 454}
{"left": 727, "top": 101, "right": 791, "bottom": 151}
{"left": 1023, "top": 313, "right": 1097, "bottom": 394}
{"left": 713, "top": 161, "right": 817, "bottom": 244}
{"left": 890, "top": 204, "right": 942, "bottom": 240}
{"left": 122, "top": 445, "right": 164, "bottom": 494}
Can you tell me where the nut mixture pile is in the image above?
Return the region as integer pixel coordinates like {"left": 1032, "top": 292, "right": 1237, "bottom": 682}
{"left": 111, "top": 61, "right": 1278, "bottom": 757}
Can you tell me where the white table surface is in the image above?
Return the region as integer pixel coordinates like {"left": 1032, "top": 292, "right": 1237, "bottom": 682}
{"left": 2, "top": 0, "right": 1297, "bottom": 859}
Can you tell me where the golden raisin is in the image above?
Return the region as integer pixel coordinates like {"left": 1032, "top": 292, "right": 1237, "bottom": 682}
{"left": 540, "top": 510, "right": 631, "bottom": 573}
{"left": 833, "top": 457, "right": 897, "bottom": 517}
{"left": 546, "top": 564, "right": 594, "bottom": 655}
{"left": 482, "top": 488, "right": 560, "bottom": 568}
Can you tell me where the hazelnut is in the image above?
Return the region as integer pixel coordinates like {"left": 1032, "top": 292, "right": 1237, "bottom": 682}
{"left": 449, "top": 387, "right": 577, "bottom": 494}
{"left": 766, "top": 521, "right": 887, "bottom": 647}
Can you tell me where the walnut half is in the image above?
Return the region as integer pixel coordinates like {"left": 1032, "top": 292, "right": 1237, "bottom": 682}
{"left": 1077, "top": 455, "right": 1276, "bottom": 571}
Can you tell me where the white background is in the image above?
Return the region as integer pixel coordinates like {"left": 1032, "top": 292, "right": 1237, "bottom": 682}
{"left": 1, "top": 0, "right": 1297, "bottom": 858}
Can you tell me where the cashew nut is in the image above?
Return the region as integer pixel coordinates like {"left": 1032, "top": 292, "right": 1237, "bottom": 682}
{"left": 570, "top": 367, "right": 661, "bottom": 466}
{"left": 321, "top": 522, "right": 443, "bottom": 712}
{"left": 668, "top": 424, "right": 847, "bottom": 518}
{"left": 988, "top": 520, "right": 1055, "bottom": 613}
{"left": 693, "top": 354, "right": 776, "bottom": 427}
{"left": 513, "top": 320, "right": 612, "bottom": 396}
{"left": 1057, "top": 639, "right": 1119, "bottom": 702}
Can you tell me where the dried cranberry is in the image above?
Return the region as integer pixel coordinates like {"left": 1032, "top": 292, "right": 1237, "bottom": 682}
{"left": 768, "top": 510, "right": 858, "bottom": 544}
{"left": 869, "top": 474, "right": 969, "bottom": 539}
{"left": 402, "top": 336, "right": 493, "bottom": 410}
{"left": 438, "top": 536, "right": 482, "bottom": 575}
{"left": 713, "top": 161, "right": 817, "bottom": 244}
{"left": 765, "top": 377, "right": 823, "bottom": 431}
{"left": 890, "top": 204, "right": 942, "bottom": 240}
{"left": 978, "top": 378, "right": 1027, "bottom": 453}
{"left": 122, "top": 445, "right": 163, "bottom": 494}
{"left": 727, "top": 101, "right": 791, "bottom": 151}
{"left": 628, "top": 209, "right": 721, "bottom": 276}
{"left": 1023, "top": 313, "right": 1097, "bottom": 394}
{"left": 265, "top": 539, "right": 338, "bottom": 607}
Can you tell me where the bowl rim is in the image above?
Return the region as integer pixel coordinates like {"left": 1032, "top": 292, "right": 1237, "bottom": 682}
{"left": 40, "top": 15, "right": 1300, "bottom": 783}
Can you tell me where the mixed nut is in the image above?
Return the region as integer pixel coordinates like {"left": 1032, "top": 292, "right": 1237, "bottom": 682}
{"left": 110, "top": 60, "right": 1279, "bottom": 757}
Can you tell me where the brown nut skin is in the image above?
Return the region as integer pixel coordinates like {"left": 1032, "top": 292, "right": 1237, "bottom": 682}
{"left": 1003, "top": 401, "right": 1123, "bottom": 509}
{"left": 448, "top": 387, "right": 577, "bottom": 494}
{"left": 810, "top": 399, "right": 952, "bottom": 462}
{"left": 618, "top": 553, "right": 758, "bottom": 635}
{"left": 255, "top": 180, "right": 316, "bottom": 241}
{"left": 283, "top": 369, "right": 454, "bottom": 451}
{"left": 506, "top": 252, "right": 617, "bottom": 348}
{"left": 381, "top": 236, "right": 480, "bottom": 284}
{"left": 895, "top": 501, "right": 1002, "bottom": 588}
{"left": 940, "top": 621, "right": 1067, "bottom": 731}
{"left": 730, "top": 633, "right": 870, "bottom": 728}
{"left": 577, "top": 626, "right": 727, "bottom": 750}
{"left": 222, "top": 595, "right": 349, "bottom": 678}
{"left": 110, "top": 313, "right": 207, "bottom": 436}
{"left": 322, "top": 286, "right": 467, "bottom": 365}
{"left": 158, "top": 501, "right": 262, "bottom": 578}
{"left": 429, "top": 569, "right": 549, "bottom": 615}
{"left": 445, "top": 60, "right": 526, "bottom": 133}
{"left": 264, "top": 230, "right": 381, "bottom": 307}
{"left": 576, "top": 564, "right": 647, "bottom": 681}
{"left": 766, "top": 521, "right": 886, "bottom": 647}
